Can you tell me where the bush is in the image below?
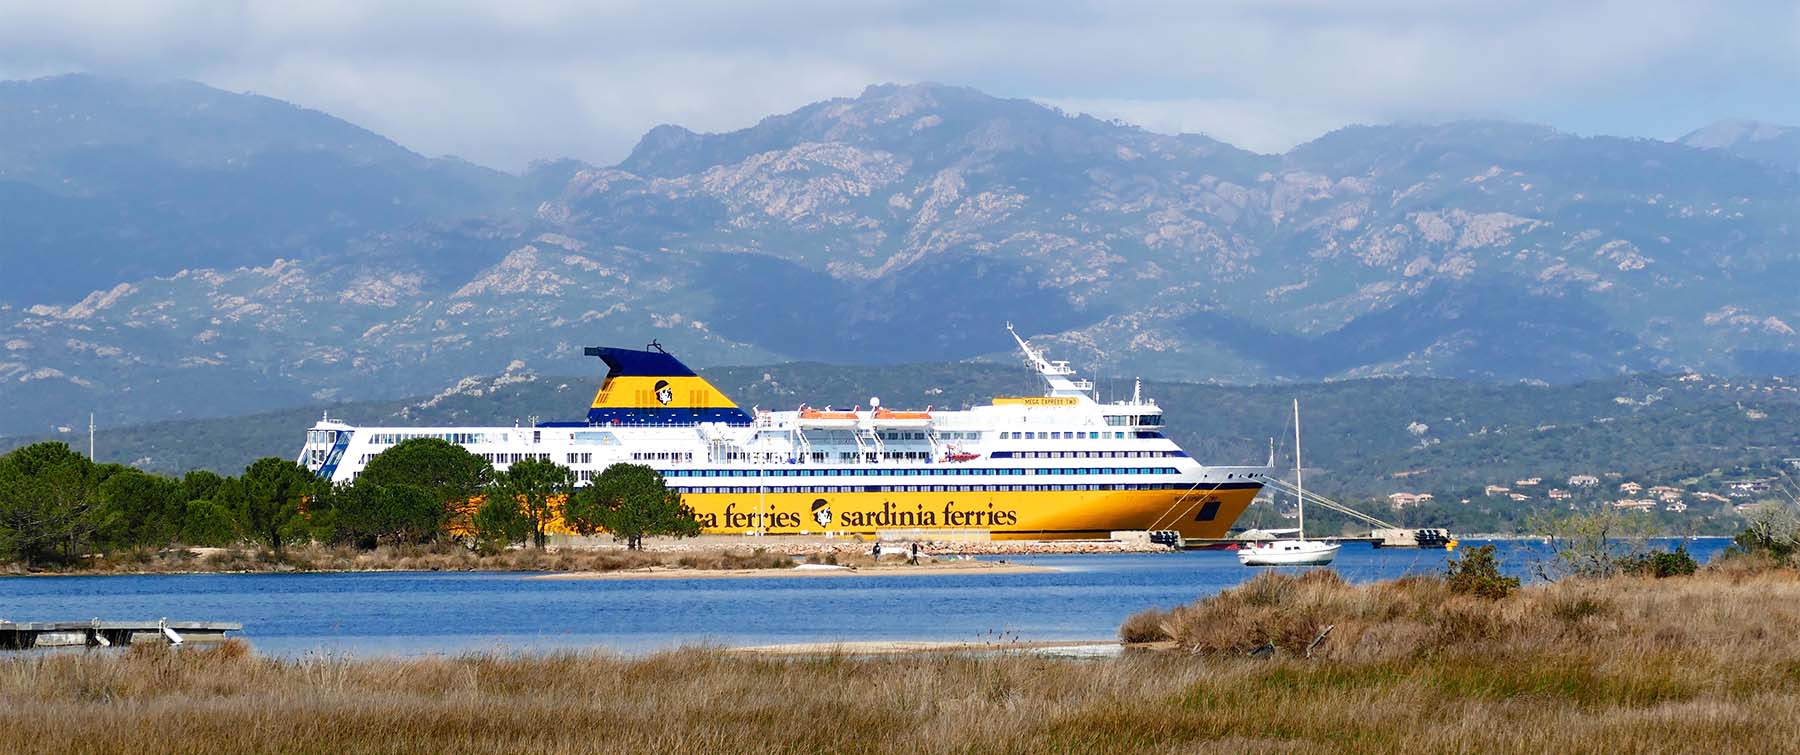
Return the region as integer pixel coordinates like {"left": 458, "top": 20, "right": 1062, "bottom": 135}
{"left": 1119, "top": 608, "right": 1172, "bottom": 644}
{"left": 1620, "top": 545, "right": 1700, "bottom": 578}
{"left": 1445, "top": 544, "right": 1519, "bottom": 600}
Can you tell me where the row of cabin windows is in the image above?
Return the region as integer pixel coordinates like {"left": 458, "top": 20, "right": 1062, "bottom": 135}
{"left": 1000, "top": 430, "right": 1128, "bottom": 440}
{"left": 367, "top": 432, "right": 501, "bottom": 446}
{"left": 877, "top": 431, "right": 928, "bottom": 441}
{"left": 1102, "top": 415, "right": 1165, "bottom": 427}
{"left": 681, "top": 482, "right": 1188, "bottom": 494}
{"left": 479, "top": 452, "right": 549, "bottom": 464}
{"left": 631, "top": 452, "right": 696, "bottom": 462}
{"left": 840, "top": 451, "right": 929, "bottom": 461}
{"left": 665, "top": 466, "right": 1178, "bottom": 478}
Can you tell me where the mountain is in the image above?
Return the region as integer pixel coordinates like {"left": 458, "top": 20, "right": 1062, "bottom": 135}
{"left": 0, "top": 75, "right": 528, "bottom": 304}
{"left": 1, "top": 76, "right": 1798, "bottom": 437}
{"left": 1680, "top": 119, "right": 1800, "bottom": 173}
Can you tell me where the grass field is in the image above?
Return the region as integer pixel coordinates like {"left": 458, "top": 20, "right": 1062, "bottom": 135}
{"left": 6, "top": 560, "right": 1800, "bottom": 753}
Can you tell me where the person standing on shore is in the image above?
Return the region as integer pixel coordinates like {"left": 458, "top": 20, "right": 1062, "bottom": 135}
{"left": 909, "top": 542, "right": 920, "bottom": 565}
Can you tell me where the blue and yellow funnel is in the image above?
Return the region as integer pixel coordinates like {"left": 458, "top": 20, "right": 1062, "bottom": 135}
{"left": 582, "top": 344, "right": 752, "bottom": 426}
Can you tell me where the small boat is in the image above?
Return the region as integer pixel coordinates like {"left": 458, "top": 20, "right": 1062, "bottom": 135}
{"left": 1239, "top": 399, "right": 1340, "bottom": 567}
{"left": 943, "top": 446, "right": 981, "bottom": 462}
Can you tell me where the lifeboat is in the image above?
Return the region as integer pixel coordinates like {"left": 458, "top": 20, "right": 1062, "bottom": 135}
{"left": 799, "top": 409, "right": 859, "bottom": 420}
{"left": 797, "top": 406, "right": 860, "bottom": 427}
{"left": 873, "top": 408, "right": 932, "bottom": 420}
{"left": 943, "top": 445, "right": 981, "bottom": 462}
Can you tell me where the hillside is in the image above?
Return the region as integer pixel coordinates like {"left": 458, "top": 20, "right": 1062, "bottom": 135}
{"left": 1, "top": 76, "right": 1798, "bottom": 437}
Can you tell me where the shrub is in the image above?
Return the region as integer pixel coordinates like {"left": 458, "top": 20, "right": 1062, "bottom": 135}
{"left": 1118, "top": 608, "right": 1172, "bottom": 644}
{"left": 1620, "top": 545, "right": 1699, "bottom": 578}
{"left": 1444, "top": 544, "right": 1519, "bottom": 599}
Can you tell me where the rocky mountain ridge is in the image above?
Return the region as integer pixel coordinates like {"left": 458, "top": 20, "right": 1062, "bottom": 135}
{"left": 0, "top": 76, "right": 1797, "bottom": 437}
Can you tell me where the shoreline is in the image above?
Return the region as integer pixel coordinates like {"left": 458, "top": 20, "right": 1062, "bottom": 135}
{"left": 727, "top": 639, "right": 1116, "bottom": 655}
{"left": 529, "top": 561, "right": 1055, "bottom": 580}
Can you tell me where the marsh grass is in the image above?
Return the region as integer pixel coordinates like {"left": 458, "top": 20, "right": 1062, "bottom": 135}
{"left": 10, "top": 565, "right": 1800, "bottom": 753}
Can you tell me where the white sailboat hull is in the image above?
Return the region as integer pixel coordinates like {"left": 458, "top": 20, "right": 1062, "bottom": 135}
{"left": 1236, "top": 540, "right": 1341, "bottom": 566}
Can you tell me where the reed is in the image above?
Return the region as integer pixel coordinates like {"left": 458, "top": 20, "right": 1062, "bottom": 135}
{"left": 8, "top": 566, "right": 1800, "bottom": 752}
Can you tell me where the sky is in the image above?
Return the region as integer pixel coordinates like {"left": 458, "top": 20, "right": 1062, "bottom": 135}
{"left": 0, "top": 0, "right": 1796, "bottom": 172}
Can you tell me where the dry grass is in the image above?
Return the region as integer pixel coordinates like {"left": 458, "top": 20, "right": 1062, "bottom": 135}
{"left": 9, "top": 565, "right": 1800, "bottom": 753}
{"left": 19, "top": 543, "right": 796, "bottom": 575}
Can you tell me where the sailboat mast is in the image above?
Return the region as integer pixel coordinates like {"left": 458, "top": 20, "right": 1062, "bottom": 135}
{"left": 1293, "top": 398, "right": 1304, "bottom": 540}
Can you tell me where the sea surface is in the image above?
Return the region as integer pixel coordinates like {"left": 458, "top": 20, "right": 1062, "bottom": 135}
{"left": 1, "top": 539, "right": 1729, "bottom": 657}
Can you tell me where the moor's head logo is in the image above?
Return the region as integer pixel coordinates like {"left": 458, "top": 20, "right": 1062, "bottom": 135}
{"left": 653, "top": 379, "right": 673, "bottom": 406}
{"left": 811, "top": 499, "right": 832, "bottom": 528}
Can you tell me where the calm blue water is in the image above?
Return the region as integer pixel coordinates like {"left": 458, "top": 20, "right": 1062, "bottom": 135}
{"left": 0, "top": 539, "right": 1729, "bottom": 657}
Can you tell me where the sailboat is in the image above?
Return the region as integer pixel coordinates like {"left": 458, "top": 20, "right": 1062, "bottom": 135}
{"left": 1238, "top": 399, "right": 1341, "bottom": 567}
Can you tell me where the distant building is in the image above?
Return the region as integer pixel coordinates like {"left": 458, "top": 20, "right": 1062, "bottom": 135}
{"left": 1730, "top": 479, "right": 1773, "bottom": 493}
{"left": 1387, "top": 492, "right": 1434, "bottom": 509}
{"left": 1612, "top": 499, "right": 1656, "bottom": 511}
{"left": 1694, "top": 492, "right": 1731, "bottom": 504}
{"left": 1508, "top": 493, "right": 1529, "bottom": 502}
{"left": 1484, "top": 485, "right": 1512, "bottom": 496}
{"left": 1548, "top": 488, "right": 1573, "bottom": 500}
{"left": 1515, "top": 477, "right": 1542, "bottom": 487}
{"left": 1665, "top": 501, "right": 1689, "bottom": 513}
{"left": 1568, "top": 475, "right": 1600, "bottom": 487}
{"left": 1619, "top": 482, "right": 1644, "bottom": 495}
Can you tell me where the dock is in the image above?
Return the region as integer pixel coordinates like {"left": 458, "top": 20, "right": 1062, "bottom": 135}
{"left": 1177, "top": 536, "right": 1384, "bottom": 550}
{"left": 0, "top": 620, "right": 242, "bottom": 650}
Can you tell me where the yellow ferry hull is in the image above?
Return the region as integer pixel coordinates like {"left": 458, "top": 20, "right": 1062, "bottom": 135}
{"left": 675, "top": 485, "right": 1262, "bottom": 540}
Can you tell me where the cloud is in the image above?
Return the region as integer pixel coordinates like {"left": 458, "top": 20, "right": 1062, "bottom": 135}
{"left": 1, "top": 0, "right": 1795, "bottom": 170}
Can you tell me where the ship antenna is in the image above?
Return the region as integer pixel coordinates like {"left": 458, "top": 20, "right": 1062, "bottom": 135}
{"left": 646, "top": 339, "right": 667, "bottom": 354}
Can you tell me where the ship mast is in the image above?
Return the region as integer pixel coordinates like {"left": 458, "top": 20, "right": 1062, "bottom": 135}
{"left": 1005, "top": 323, "right": 1094, "bottom": 401}
{"left": 1294, "top": 398, "right": 1305, "bottom": 540}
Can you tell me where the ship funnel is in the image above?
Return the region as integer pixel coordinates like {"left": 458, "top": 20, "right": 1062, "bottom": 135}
{"left": 583, "top": 346, "right": 750, "bottom": 426}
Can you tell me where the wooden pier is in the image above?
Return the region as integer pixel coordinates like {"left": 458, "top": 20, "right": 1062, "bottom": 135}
{"left": 0, "top": 620, "right": 241, "bottom": 650}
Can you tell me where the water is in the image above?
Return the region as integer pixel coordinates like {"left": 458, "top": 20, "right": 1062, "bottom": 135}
{"left": 1, "top": 539, "right": 1729, "bottom": 657}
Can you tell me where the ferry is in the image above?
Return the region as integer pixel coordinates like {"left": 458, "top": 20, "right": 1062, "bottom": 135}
{"left": 298, "top": 326, "right": 1275, "bottom": 540}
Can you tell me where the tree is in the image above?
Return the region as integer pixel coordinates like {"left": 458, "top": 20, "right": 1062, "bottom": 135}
{"left": 472, "top": 496, "right": 531, "bottom": 554}
{"left": 327, "top": 481, "right": 446, "bottom": 548}
{"left": 485, "top": 458, "right": 572, "bottom": 549}
{"left": 565, "top": 463, "right": 699, "bottom": 550}
{"left": 356, "top": 438, "right": 491, "bottom": 536}
{"left": 0, "top": 442, "right": 101, "bottom": 566}
{"left": 94, "top": 466, "right": 185, "bottom": 550}
{"left": 177, "top": 470, "right": 237, "bottom": 546}
{"left": 234, "top": 457, "right": 318, "bottom": 554}
{"left": 1529, "top": 508, "right": 1657, "bottom": 580}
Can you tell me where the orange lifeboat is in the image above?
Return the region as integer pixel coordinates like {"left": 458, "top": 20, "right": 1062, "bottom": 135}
{"left": 873, "top": 408, "right": 932, "bottom": 420}
{"left": 799, "top": 407, "right": 859, "bottom": 421}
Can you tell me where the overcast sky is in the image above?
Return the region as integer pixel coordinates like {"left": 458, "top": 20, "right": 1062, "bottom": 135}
{"left": 1, "top": 0, "right": 1795, "bottom": 172}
